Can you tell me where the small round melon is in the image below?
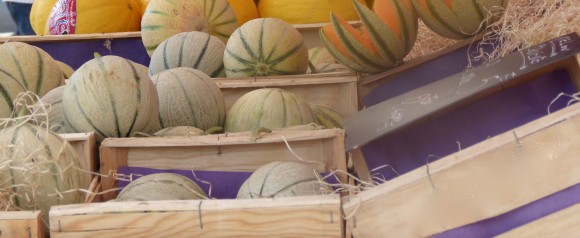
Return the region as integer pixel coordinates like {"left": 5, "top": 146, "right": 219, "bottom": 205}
{"left": 117, "top": 173, "right": 207, "bottom": 201}
{"left": 224, "top": 18, "right": 308, "bottom": 77}
{"left": 149, "top": 31, "right": 226, "bottom": 77}
{"left": 62, "top": 55, "right": 159, "bottom": 142}
{"left": 0, "top": 123, "right": 87, "bottom": 223}
{"left": 0, "top": 42, "right": 64, "bottom": 118}
{"left": 34, "top": 85, "right": 67, "bottom": 133}
{"left": 308, "top": 47, "right": 336, "bottom": 65}
{"left": 152, "top": 68, "right": 226, "bottom": 130}
{"left": 237, "top": 161, "right": 329, "bottom": 199}
{"left": 310, "top": 104, "right": 344, "bottom": 129}
{"left": 224, "top": 88, "right": 316, "bottom": 132}
{"left": 55, "top": 61, "right": 75, "bottom": 79}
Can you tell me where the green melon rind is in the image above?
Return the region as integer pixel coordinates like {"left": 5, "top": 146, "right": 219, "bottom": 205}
{"left": 320, "top": 30, "right": 381, "bottom": 73}
{"left": 311, "top": 104, "right": 344, "bottom": 129}
{"left": 411, "top": 0, "right": 471, "bottom": 39}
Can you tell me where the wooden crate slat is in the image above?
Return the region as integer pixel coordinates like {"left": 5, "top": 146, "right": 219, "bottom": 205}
{"left": 50, "top": 195, "right": 342, "bottom": 238}
{"left": 343, "top": 103, "right": 580, "bottom": 237}
{"left": 0, "top": 211, "right": 44, "bottom": 238}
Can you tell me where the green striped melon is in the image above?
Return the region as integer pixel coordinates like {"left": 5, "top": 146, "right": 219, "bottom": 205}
{"left": 237, "top": 161, "right": 329, "bottom": 199}
{"left": 62, "top": 55, "right": 159, "bottom": 142}
{"left": 117, "top": 173, "right": 207, "bottom": 201}
{"left": 223, "top": 18, "right": 308, "bottom": 77}
{"left": 224, "top": 88, "right": 316, "bottom": 132}
{"left": 308, "top": 47, "right": 336, "bottom": 66}
{"left": 141, "top": 0, "right": 238, "bottom": 56}
{"left": 152, "top": 67, "right": 225, "bottom": 130}
{"left": 55, "top": 60, "right": 75, "bottom": 79}
{"left": 320, "top": 0, "right": 418, "bottom": 73}
{"left": 33, "top": 85, "right": 67, "bottom": 133}
{"left": 0, "top": 42, "right": 64, "bottom": 118}
{"left": 0, "top": 123, "right": 87, "bottom": 224}
{"left": 149, "top": 31, "right": 225, "bottom": 77}
{"left": 411, "top": 0, "right": 509, "bottom": 39}
{"left": 311, "top": 104, "right": 344, "bottom": 129}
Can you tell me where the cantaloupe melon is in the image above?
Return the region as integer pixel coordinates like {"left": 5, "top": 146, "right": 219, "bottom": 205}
{"left": 224, "top": 88, "right": 316, "bottom": 132}
{"left": 223, "top": 18, "right": 308, "bottom": 77}
{"left": 308, "top": 47, "right": 337, "bottom": 66}
{"left": 62, "top": 55, "right": 159, "bottom": 142}
{"left": 0, "top": 42, "right": 64, "bottom": 118}
{"left": 411, "top": 0, "right": 509, "bottom": 39}
{"left": 227, "top": 0, "right": 259, "bottom": 25}
{"left": 149, "top": 31, "right": 225, "bottom": 77}
{"left": 310, "top": 104, "right": 344, "bottom": 129}
{"left": 152, "top": 67, "right": 225, "bottom": 130}
{"left": 0, "top": 122, "right": 87, "bottom": 225}
{"left": 116, "top": 173, "right": 207, "bottom": 201}
{"left": 55, "top": 60, "right": 75, "bottom": 79}
{"left": 321, "top": 0, "right": 418, "bottom": 73}
{"left": 33, "top": 85, "right": 67, "bottom": 133}
{"left": 237, "top": 161, "right": 329, "bottom": 199}
{"left": 141, "top": 0, "right": 238, "bottom": 56}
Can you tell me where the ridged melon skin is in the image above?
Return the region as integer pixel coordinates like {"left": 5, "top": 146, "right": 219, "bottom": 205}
{"left": 0, "top": 42, "right": 64, "bottom": 118}
{"left": 62, "top": 56, "right": 159, "bottom": 142}
{"left": 34, "top": 85, "right": 67, "bottom": 134}
{"left": 152, "top": 68, "right": 226, "bottom": 130}
{"left": 308, "top": 47, "right": 337, "bottom": 66}
{"left": 411, "top": 0, "right": 509, "bottom": 39}
{"left": 320, "top": 0, "right": 418, "bottom": 73}
{"left": 0, "top": 123, "right": 87, "bottom": 222}
{"left": 223, "top": 18, "right": 308, "bottom": 78}
{"left": 117, "top": 173, "right": 207, "bottom": 201}
{"left": 141, "top": 0, "right": 239, "bottom": 56}
{"left": 311, "top": 104, "right": 344, "bottom": 129}
{"left": 149, "top": 31, "right": 226, "bottom": 77}
{"left": 237, "top": 161, "right": 328, "bottom": 199}
{"left": 55, "top": 61, "right": 75, "bottom": 79}
{"left": 224, "top": 88, "right": 316, "bottom": 132}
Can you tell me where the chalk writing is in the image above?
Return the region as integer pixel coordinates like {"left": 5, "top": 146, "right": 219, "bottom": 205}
{"left": 377, "top": 107, "right": 405, "bottom": 132}
{"left": 401, "top": 93, "right": 439, "bottom": 105}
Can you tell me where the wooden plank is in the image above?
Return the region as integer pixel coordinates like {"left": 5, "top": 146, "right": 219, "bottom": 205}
{"left": 50, "top": 195, "right": 342, "bottom": 238}
{"left": 60, "top": 132, "right": 96, "bottom": 180}
{"left": 497, "top": 203, "right": 580, "bottom": 237}
{"left": 345, "top": 33, "right": 580, "bottom": 151}
{"left": 215, "top": 72, "right": 359, "bottom": 117}
{"left": 99, "top": 129, "right": 347, "bottom": 201}
{"left": 0, "top": 32, "right": 141, "bottom": 43}
{"left": 0, "top": 211, "right": 44, "bottom": 238}
{"left": 343, "top": 102, "right": 580, "bottom": 237}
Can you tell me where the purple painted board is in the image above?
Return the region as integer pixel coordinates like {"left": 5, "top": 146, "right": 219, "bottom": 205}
{"left": 30, "top": 37, "right": 151, "bottom": 70}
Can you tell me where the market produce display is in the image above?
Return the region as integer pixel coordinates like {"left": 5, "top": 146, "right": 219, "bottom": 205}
{"left": 62, "top": 55, "right": 159, "bottom": 142}
{"left": 34, "top": 85, "right": 67, "bottom": 133}
{"left": 321, "top": 0, "right": 418, "bottom": 73}
{"left": 148, "top": 31, "right": 226, "bottom": 77}
{"left": 223, "top": 18, "right": 309, "bottom": 77}
{"left": 224, "top": 88, "right": 316, "bottom": 132}
{"left": 237, "top": 161, "right": 329, "bottom": 199}
{"left": 141, "top": 0, "right": 238, "bottom": 56}
{"left": 151, "top": 67, "right": 226, "bottom": 130}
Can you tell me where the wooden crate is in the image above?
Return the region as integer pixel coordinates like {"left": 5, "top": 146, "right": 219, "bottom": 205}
{"left": 59, "top": 132, "right": 97, "bottom": 181}
{"left": 215, "top": 72, "right": 359, "bottom": 117}
{"left": 47, "top": 129, "right": 346, "bottom": 237}
{"left": 0, "top": 211, "right": 44, "bottom": 238}
{"left": 342, "top": 101, "right": 580, "bottom": 237}
{"left": 49, "top": 194, "right": 342, "bottom": 238}
{"left": 99, "top": 128, "right": 346, "bottom": 201}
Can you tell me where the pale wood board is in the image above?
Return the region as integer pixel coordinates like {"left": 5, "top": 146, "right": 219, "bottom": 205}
{"left": 59, "top": 132, "right": 96, "bottom": 181}
{"left": 50, "top": 195, "right": 342, "bottom": 238}
{"left": 496, "top": 203, "right": 580, "bottom": 237}
{"left": 100, "top": 129, "right": 347, "bottom": 201}
{"left": 343, "top": 103, "right": 580, "bottom": 237}
{"left": 214, "top": 72, "right": 359, "bottom": 117}
{"left": 0, "top": 211, "right": 44, "bottom": 238}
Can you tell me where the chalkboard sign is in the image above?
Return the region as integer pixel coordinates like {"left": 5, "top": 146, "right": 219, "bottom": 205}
{"left": 345, "top": 33, "right": 580, "bottom": 151}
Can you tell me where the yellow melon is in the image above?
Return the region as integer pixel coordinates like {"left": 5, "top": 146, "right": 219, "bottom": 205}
{"left": 258, "top": 0, "right": 368, "bottom": 24}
